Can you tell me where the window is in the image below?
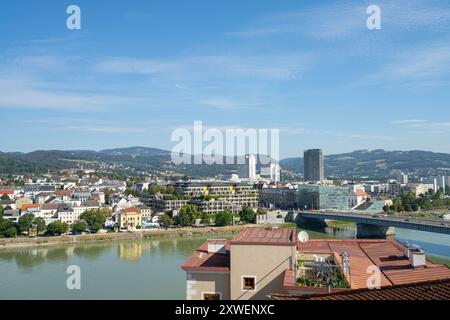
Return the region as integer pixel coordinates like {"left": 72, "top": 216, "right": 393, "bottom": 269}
{"left": 203, "top": 293, "right": 221, "bottom": 300}
{"left": 242, "top": 277, "right": 256, "bottom": 291}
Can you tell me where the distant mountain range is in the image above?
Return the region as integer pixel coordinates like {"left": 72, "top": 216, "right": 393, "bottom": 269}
{"left": 280, "top": 149, "right": 450, "bottom": 179}
{"left": 2, "top": 147, "right": 450, "bottom": 179}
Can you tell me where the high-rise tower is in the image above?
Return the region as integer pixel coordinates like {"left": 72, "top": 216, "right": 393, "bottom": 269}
{"left": 303, "top": 149, "right": 324, "bottom": 182}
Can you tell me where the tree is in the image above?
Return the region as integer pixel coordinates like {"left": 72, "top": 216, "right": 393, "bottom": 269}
{"left": 215, "top": 212, "right": 233, "bottom": 227}
{"left": 174, "top": 205, "right": 199, "bottom": 226}
{"left": 0, "top": 218, "right": 17, "bottom": 238}
{"left": 159, "top": 214, "right": 173, "bottom": 228}
{"left": 46, "top": 221, "right": 69, "bottom": 236}
{"left": 256, "top": 208, "right": 267, "bottom": 215}
{"left": 34, "top": 217, "right": 46, "bottom": 236}
{"left": 174, "top": 211, "right": 191, "bottom": 227}
{"left": 17, "top": 213, "right": 35, "bottom": 235}
{"left": 0, "top": 194, "right": 10, "bottom": 200}
{"left": 240, "top": 207, "right": 255, "bottom": 224}
{"left": 72, "top": 221, "right": 88, "bottom": 234}
{"left": 99, "top": 207, "right": 112, "bottom": 219}
{"left": 80, "top": 209, "right": 106, "bottom": 233}
{"left": 149, "top": 185, "right": 160, "bottom": 194}
{"left": 166, "top": 185, "right": 175, "bottom": 194}
{"left": 201, "top": 212, "right": 210, "bottom": 225}
{"left": 3, "top": 226, "right": 16, "bottom": 238}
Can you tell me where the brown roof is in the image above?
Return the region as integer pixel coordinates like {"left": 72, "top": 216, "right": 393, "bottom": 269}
{"left": 297, "top": 239, "right": 450, "bottom": 289}
{"left": 360, "top": 241, "right": 450, "bottom": 285}
{"left": 55, "top": 190, "right": 73, "bottom": 197}
{"left": 230, "top": 227, "right": 296, "bottom": 246}
{"left": 181, "top": 241, "right": 230, "bottom": 272}
{"left": 40, "top": 203, "right": 59, "bottom": 210}
{"left": 121, "top": 208, "right": 141, "bottom": 214}
{"left": 271, "top": 278, "right": 450, "bottom": 300}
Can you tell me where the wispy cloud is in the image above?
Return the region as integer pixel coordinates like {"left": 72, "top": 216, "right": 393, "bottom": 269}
{"left": 0, "top": 76, "right": 144, "bottom": 111}
{"left": 391, "top": 120, "right": 450, "bottom": 135}
{"left": 59, "top": 125, "right": 146, "bottom": 134}
{"left": 93, "top": 53, "right": 312, "bottom": 81}
{"left": 199, "top": 98, "right": 263, "bottom": 110}
{"left": 390, "top": 119, "right": 426, "bottom": 124}
{"left": 226, "top": 0, "right": 450, "bottom": 40}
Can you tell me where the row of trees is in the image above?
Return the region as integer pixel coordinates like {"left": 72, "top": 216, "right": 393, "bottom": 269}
{"left": 0, "top": 206, "right": 112, "bottom": 238}
{"left": 0, "top": 209, "right": 69, "bottom": 238}
{"left": 383, "top": 189, "right": 450, "bottom": 213}
{"left": 146, "top": 185, "right": 175, "bottom": 195}
{"left": 171, "top": 205, "right": 257, "bottom": 227}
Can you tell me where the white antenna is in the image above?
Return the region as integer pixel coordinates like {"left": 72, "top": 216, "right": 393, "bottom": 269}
{"left": 297, "top": 231, "right": 309, "bottom": 243}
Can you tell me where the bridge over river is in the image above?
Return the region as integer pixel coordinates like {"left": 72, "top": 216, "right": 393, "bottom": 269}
{"left": 297, "top": 210, "right": 450, "bottom": 237}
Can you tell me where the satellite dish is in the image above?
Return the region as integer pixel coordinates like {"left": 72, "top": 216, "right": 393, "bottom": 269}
{"left": 297, "top": 231, "right": 309, "bottom": 243}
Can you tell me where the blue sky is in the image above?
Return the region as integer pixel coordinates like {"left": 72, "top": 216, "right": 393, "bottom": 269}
{"left": 1, "top": 0, "right": 450, "bottom": 158}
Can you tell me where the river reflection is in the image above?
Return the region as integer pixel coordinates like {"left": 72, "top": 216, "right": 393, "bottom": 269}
{"left": 0, "top": 236, "right": 233, "bottom": 299}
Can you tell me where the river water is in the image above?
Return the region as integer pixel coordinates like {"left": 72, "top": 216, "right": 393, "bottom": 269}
{"left": 0, "top": 226, "right": 449, "bottom": 299}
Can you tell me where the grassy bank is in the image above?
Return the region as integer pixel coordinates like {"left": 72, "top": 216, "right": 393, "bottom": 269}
{"left": 325, "top": 220, "right": 355, "bottom": 227}
{"left": 0, "top": 225, "right": 246, "bottom": 249}
{"left": 428, "top": 255, "right": 450, "bottom": 267}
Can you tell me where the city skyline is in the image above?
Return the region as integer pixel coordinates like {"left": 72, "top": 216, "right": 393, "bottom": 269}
{"left": 1, "top": 0, "right": 450, "bottom": 158}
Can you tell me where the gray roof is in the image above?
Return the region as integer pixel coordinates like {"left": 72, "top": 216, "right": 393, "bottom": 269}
{"left": 81, "top": 200, "right": 100, "bottom": 207}
{"left": 4, "top": 209, "right": 20, "bottom": 217}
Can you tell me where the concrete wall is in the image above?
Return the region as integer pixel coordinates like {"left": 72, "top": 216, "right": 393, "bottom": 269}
{"left": 230, "top": 244, "right": 295, "bottom": 300}
{"left": 356, "top": 223, "right": 396, "bottom": 238}
{"left": 186, "top": 271, "right": 230, "bottom": 300}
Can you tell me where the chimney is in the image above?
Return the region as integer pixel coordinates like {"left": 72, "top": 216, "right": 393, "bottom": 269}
{"left": 207, "top": 239, "right": 226, "bottom": 254}
{"left": 408, "top": 245, "right": 426, "bottom": 268}
{"left": 401, "top": 241, "right": 412, "bottom": 258}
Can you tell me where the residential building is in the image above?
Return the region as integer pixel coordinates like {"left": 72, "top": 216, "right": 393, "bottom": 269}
{"left": 408, "top": 184, "right": 434, "bottom": 197}
{"left": 421, "top": 178, "right": 438, "bottom": 192}
{"left": 56, "top": 204, "right": 76, "bottom": 224}
{"left": 150, "top": 181, "right": 259, "bottom": 214}
{"left": 182, "top": 227, "right": 297, "bottom": 300}
{"left": 138, "top": 204, "right": 152, "bottom": 221}
{"left": 15, "top": 196, "right": 33, "bottom": 210}
{"left": 349, "top": 188, "right": 369, "bottom": 208}
{"left": 118, "top": 208, "right": 142, "bottom": 231}
{"left": 2, "top": 209, "right": 20, "bottom": 223}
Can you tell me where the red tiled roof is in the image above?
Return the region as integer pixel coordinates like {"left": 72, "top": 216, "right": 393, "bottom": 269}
{"left": 360, "top": 241, "right": 450, "bottom": 285}
{"left": 297, "top": 239, "right": 450, "bottom": 290}
{"left": 181, "top": 241, "right": 230, "bottom": 272}
{"left": 271, "top": 278, "right": 450, "bottom": 300}
{"left": 0, "top": 190, "right": 14, "bottom": 195}
{"left": 21, "top": 204, "right": 40, "bottom": 211}
{"left": 55, "top": 190, "right": 73, "bottom": 197}
{"left": 230, "top": 227, "right": 296, "bottom": 246}
{"left": 355, "top": 189, "right": 368, "bottom": 197}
